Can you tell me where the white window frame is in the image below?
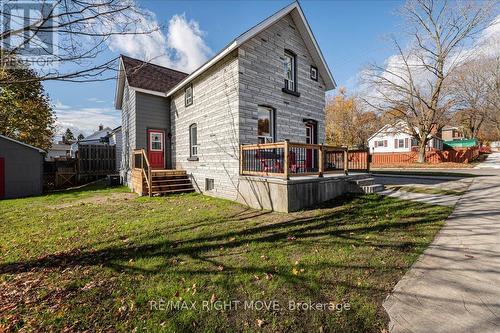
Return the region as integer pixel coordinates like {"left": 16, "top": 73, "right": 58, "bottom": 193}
{"left": 375, "top": 140, "right": 385, "bottom": 147}
{"left": 189, "top": 124, "right": 198, "bottom": 157}
{"left": 396, "top": 139, "right": 405, "bottom": 149}
{"left": 185, "top": 84, "right": 193, "bottom": 106}
{"left": 284, "top": 51, "right": 295, "bottom": 91}
{"left": 149, "top": 132, "right": 163, "bottom": 151}
{"left": 310, "top": 66, "right": 318, "bottom": 81}
{"left": 257, "top": 106, "right": 275, "bottom": 143}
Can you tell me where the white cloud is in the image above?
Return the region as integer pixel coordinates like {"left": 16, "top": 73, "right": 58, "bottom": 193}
{"left": 358, "top": 13, "right": 500, "bottom": 106}
{"left": 105, "top": 8, "right": 212, "bottom": 73}
{"left": 54, "top": 105, "right": 120, "bottom": 139}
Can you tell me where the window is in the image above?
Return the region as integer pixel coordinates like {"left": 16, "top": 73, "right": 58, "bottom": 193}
{"left": 257, "top": 106, "right": 275, "bottom": 143}
{"left": 185, "top": 84, "right": 193, "bottom": 106}
{"left": 150, "top": 132, "right": 163, "bottom": 151}
{"left": 375, "top": 140, "right": 386, "bottom": 147}
{"left": 205, "top": 178, "right": 214, "bottom": 191}
{"left": 189, "top": 124, "right": 197, "bottom": 157}
{"left": 283, "top": 50, "right": 296, "bottom": 92}
{"left": 394, "top": 138, "right": 408, "bottom": 149}
{"left": 310, "top": 66, "right": 318, "bottom": 81}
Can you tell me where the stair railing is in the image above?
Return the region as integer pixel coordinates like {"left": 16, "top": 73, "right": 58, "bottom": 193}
{"left": 133, "top": 149, "right": 152, "bottom": 196}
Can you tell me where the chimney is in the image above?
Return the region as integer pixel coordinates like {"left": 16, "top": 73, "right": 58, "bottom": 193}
{"left": 99, "top": 124, "right": 103, "bottom": 131}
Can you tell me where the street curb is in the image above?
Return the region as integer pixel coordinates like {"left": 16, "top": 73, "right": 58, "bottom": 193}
{"left": 372, "top": 173, "right": 465, "bottom": 181}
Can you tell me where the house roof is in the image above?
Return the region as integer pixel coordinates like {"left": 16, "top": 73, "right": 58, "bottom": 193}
{"left": 442, "top": 125, "right": 460, "bottom": 131}
{"left": 49, "top": 143, "right": 71, "bottom": 150}
{"left": 368, "top": 120, "right": 409, "bottom": 141}
{"left": 78, "top": 127, "right": 112, "bottom": 143}
{"left": 115, "top": 56, "right": 188, "bottom": 109}
{"left": 0, "top": 134, "right": 45, "bottom": 153}
{"left": 115, "top": 1, "right": 335, "bottom": 109}
{"left": 166, "top": 1, "right": 335, "bottom": 97}
{"left": 122, "top": 55, "right": 188, "bottom": 93}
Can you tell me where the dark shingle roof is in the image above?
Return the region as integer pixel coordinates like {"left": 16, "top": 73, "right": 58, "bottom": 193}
{"left": 121, "top": 55, "right": 188, "bottom": 93}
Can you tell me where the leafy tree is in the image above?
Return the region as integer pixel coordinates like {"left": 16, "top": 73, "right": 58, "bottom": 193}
{"left": 64, "top": 128, "right": 75, "bottom": 143}
{"left": 326, "top": 88, "right": 381, "bottom": 148}
{"left": 0, "top": 61, "right": 55, "bottom": 150}
{"left": 77, "top": 133, "right": 85, "bottom": 141}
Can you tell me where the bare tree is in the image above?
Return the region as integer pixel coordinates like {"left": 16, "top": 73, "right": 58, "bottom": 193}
{"left": 448, "top": 60, "right": 491, "bottom": 138}
{"left": 363, "top": 0, "right": 496, "bottom": 162}
{"left": 0, "top": 0, "right": 158, "bottom": 84}
{"left": 485, "top": 56, "right": 500, "bottom": 138}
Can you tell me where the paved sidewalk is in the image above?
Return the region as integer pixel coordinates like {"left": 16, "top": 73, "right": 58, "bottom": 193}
{"left": 475, "top": 152, "right": 500, "bottom": 169}
{"left": 384, "top": 175, "right": 500, "bottom": 332}
{"left": 379, "top": 188, "right": 460, "bottom": 207}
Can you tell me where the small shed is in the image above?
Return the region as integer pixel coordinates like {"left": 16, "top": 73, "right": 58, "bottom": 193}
{"left": 0, "top": 134, "right": 45, "bottom": 199}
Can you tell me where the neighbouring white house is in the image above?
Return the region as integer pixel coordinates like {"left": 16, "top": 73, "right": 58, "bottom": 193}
{"left": 70, "top": 125, "right": 113, "bottom": 156}
{"left": 368, "top": 121, "right": 444, "bottom": 153}
{"left": 46, "top": 135, "right": 72, "bottom": 160}
{"left": 114, "top": 2, "right": 381, "bottom": 212}
{"left": 46, "top": 142, "right": 71, "bottom": 160}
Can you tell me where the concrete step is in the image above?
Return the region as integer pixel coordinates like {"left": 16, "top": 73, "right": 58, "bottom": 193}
{"left": 361, "top": 184, "right": 385, "bottom": 193}
{"left": 352, "top": 177, "right": 375, "bottom": 186}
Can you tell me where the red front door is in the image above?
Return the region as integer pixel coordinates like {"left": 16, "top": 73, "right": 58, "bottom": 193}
{"left": 147, "top": 130, "right": 165, "bottom": 169}
{"left": 0, "top": 157, "right": 5, "bottom": 199}
{"left": 305, "top": 123, "right": 316, "bottom": 171}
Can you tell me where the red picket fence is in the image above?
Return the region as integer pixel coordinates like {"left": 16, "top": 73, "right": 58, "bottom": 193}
{"left": 371, "top": 147, "right": 479, "bottom": 166}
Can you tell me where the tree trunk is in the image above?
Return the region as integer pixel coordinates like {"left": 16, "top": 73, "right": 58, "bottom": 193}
{"left": 417, "top": 141, "right": 427, "bottom": 163}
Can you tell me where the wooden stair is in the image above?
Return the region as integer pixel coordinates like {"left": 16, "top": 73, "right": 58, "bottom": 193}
{"left": 146, "top": 169, "right": 195, "bottom": 196}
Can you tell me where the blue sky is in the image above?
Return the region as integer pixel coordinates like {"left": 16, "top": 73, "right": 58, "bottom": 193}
{"left": 45, "top": 0, "right": 406, "bottom": 138}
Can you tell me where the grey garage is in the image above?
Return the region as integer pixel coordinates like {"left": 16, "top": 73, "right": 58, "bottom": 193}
{"left": 0, "top": 134, "right": 44, "bottom": 199}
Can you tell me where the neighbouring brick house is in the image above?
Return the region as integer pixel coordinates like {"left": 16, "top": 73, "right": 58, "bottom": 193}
{"left": 114, "top": 2, "right": 338, "bottom": 205}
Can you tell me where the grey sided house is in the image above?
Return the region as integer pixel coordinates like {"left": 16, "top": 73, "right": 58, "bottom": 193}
{"left": 115, "top": 2, "right": 377, "bottom": 212}
{"left": 0, "top": 134, "right": 44, "bottom": 199}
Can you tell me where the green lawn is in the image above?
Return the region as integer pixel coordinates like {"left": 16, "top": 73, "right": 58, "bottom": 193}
{"left": 0, "top": 183, "right": 452, "bottom": 332}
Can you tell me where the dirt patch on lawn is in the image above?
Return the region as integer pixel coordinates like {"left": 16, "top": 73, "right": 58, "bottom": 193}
{"left": 49, "top": 192, "right": 137, "bottom": 209}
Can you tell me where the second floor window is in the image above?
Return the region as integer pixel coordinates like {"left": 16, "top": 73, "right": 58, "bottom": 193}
{"left": 185, "top": 84, "right": 193, "bottom": 106}
{"left": 189, "top": 124, "right": 197, "bottom": 157}
{"left": 283, "top": 50, "right": 296, "bottom": 92}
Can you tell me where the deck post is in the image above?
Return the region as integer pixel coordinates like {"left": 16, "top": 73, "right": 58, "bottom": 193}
{"left": 318, "top": 144, "right": 324, "bottom": 177}
{"left": 366, "top": 148, "right": 370, "bottom": 173}
{"left": 344, "top": 147, "right": 349, "bottom": 176}
{"left": 284, "top": 140, "right": 290, "bottom": 180}
{"left": 239, "top": 144, "right": 243, "bottom": 175}
{"left": 148, "top": 166, "right": 152, "bottom": 197}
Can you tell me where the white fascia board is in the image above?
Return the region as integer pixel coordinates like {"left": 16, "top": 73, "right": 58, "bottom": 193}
{"left": 131, "top": 87, "right": 167, "bottom": 97}
{"left": 114, "top": 57, "right": 126, "bottom": 110}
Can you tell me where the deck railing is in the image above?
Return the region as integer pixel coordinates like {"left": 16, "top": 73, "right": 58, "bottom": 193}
{"left": 132, "top": 149, "right": 152, "bottom": 196}
{"left": 240, "top": 141, "right": 370, "bottom": 179}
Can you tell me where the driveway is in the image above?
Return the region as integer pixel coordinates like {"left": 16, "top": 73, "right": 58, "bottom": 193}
{"left": 383, "top": 174, "right": 500, "bottom": 332}
{"left": 475, "top": 152, "right": 500, "bottom": 169}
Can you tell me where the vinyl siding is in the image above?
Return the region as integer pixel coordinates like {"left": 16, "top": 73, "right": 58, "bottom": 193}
{"left": 0, "top": 137, "right": 43, "bottom": 198}
{"left": 135, "top": 92, "right": 171, "bottom": 168}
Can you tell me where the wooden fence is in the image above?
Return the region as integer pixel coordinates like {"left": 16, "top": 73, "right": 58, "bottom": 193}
{"left": 371, "top": 147, "right": 479, "bottom": 166}
{"left": 44, "top": 144, "right": 116, "bottom": 190}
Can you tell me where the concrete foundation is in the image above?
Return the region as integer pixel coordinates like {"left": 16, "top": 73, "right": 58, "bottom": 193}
{"left": 236, "top": 173, "right": 370, "bottom": 212}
